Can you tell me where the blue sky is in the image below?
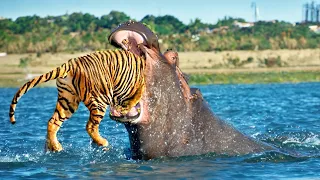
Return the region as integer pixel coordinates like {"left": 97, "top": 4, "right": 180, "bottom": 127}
{"left": 0, "top": 0, "right": 314, "bottom": 24}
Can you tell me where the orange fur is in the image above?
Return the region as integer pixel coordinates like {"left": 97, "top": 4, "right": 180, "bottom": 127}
{"left": 9, "top": 49, "right": 145, "bottom": 151}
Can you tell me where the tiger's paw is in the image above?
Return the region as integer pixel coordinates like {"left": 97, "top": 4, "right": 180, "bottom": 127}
{"left": 91, "top": 138, "right": 110, "bottom": 151}
{"left": 102, "top": 145, "right": 111, "bottom": 151}
{"left": 96, "top": 138, "right": 109, "bottom": 147}
{"left": 45, "top": 140, "right": 63, "bottom": 152}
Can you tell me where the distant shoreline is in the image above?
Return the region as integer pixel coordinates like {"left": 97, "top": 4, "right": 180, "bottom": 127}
{"left": 188, "top": 71, "right": 320, "bottom": 85}
{"left": 1, "top": 70, "right": 319, "bottom": 88}
{"left": 0, "top": 49, "right": 319, "bottom": 87}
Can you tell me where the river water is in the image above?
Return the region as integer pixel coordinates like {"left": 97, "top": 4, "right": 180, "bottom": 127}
{"left": 0, "top": 82, "right": 319, "bottom": 179}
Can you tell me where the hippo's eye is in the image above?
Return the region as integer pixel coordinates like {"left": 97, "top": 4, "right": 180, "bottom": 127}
{"left": 127, "top": 20, "right": 134, "bottom": 25}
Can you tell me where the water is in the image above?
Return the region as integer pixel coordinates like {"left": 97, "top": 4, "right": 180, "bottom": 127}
{"left": 1, "top": 82, "right": 319, "bottom": 179}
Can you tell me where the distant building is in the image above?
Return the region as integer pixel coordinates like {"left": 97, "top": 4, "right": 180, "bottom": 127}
{"left": 0, "top": 52, "right": 7, "bottom": 57}
{"left": 69, "top": 32, "right": 80, "bottom": 37}
{"left": 233, "top": 21, "right": 254, "bottom": 28}
{"left": 212, "top": 26, "right": 229, "bottom": 33}
{"left": 265, "top": 20, "right": 277, "bottom": 24}
{"left": 47, "top": 19, "right": 55, "bottom": 23}
{"left": 0, "top": 16, "right": 6, "bottom": 21}
{"left": 309, "top": 25, "right": 320, "bottom": 33}
{"left": 191, "top": 34, "right": 200, "bottom": 42}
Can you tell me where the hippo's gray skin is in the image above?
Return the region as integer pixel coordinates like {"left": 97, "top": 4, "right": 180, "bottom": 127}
{"left": 108, "top": 21, "right": 273, "bottom": 160}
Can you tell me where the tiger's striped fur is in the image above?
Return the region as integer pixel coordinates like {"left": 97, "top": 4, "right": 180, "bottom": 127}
{"left": 9, "top": 49, "right": 145, "bottom": 151}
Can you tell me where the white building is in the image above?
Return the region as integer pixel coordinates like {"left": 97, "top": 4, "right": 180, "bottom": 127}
{"left": 309, "top": 25, "right": 320, "bottom": 34}
{"left": 233, "top": 21, "right": 254, "bottom": 28}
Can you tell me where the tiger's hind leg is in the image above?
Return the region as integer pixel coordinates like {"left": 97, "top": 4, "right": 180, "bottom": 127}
{"left": 85, "top": 100, "right": 109, "bottom": 148}
{"left": 46, "top": 79, "right": 80, "bottom": 152}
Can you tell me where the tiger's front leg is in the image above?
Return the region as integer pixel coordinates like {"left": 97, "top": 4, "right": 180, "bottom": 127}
{"left": 86, "top": 102, "right": 109, "bottom": 148}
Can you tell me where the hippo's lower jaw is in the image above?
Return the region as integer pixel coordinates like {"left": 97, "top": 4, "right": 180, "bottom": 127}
{"left": 109, "top": 102, "right": 145, "bottom": 124}
{"left": 109, "top": 113, "right": 140, "bottom": 123}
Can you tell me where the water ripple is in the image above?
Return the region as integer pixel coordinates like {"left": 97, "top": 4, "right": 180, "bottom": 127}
{"left": 1, "top": 83, "right": 320, "bottom": 178}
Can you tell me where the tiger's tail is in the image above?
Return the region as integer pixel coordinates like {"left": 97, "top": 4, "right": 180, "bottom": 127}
{"left": 9, "top": 61, "right": 72, "bottom": 124}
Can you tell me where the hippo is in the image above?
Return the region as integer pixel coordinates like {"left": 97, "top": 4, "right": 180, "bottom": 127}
{"left": 108, "top": 20, "right": 273, "bottom": 160}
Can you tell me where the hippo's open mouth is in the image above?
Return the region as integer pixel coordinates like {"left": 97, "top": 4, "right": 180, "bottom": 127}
{"left": 109, "top": 102, "right": 143, "bottom": 123}
{"left": 108, "top": 20, "right": 160, "bottom": 54}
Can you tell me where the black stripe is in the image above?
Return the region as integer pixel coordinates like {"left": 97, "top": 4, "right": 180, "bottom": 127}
{"left": 53, "top": 121, "right": 61, "bottom": 127}
{"left": 44, "top": 72, "right": 53, "bottom": 82}
{"left": 55, "top": 109, "right": 63, "bottom": 120}
{"left": 90, "top": 105, "right": 105, "bottom": 112}
{"left": 57, "top": 83, "right": 73, "bottom": 94}
{"left": 86, "top": 101, "right": 94, "bottom": 109}
{"left": 55, "top": 66, "right": 61, "bottom": 78}
{"left": 92, "top": 114, "right": 104, "bottom": 119}
{"left": 9, "top": 106, "right": 14, "bottom": 112}
{"left": 82, "top": 87, "right": 87, "bottom": 102}
{"left": 89, "top": 118, "right": 99, "bottom": 125}
{"left": 75, "top": 61, "right": 82, "bottom": 98}
{"left": 69, "top": 106, "right": 75, "bottom": 113}
{"left": 25, "top": 81, "right": 32, "bottom": 90}
{"left": 58, "top": 97, "right": 70, "bottom": 110}
{"left": 99, "top": 95, "right": 109, "bottom": 105}
{"left": 20, "top": 83, "right": 28, "bottom": 92}
{"left": 72, "top": 68, "right": 80, "bottom": 96}
{"left": 9, "top": 112, "right": 14, "bottom": 117}
{"left": 48, "top": 119, "right": 61, "bottom": 127}
{"left": 34, "top": 75, "right": 43, "bottom": 86}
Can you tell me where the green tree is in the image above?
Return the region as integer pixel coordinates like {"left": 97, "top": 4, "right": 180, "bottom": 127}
{"left": 98, "top": 11, "right": 130, "bottom": 29}
{"left": 142, "top": 15, "right": 185, "bottom": 35}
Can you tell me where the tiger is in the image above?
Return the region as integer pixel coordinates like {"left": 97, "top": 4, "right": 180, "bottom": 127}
{"left": 9, "top": 49, "right": 146, "bottom": 152}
